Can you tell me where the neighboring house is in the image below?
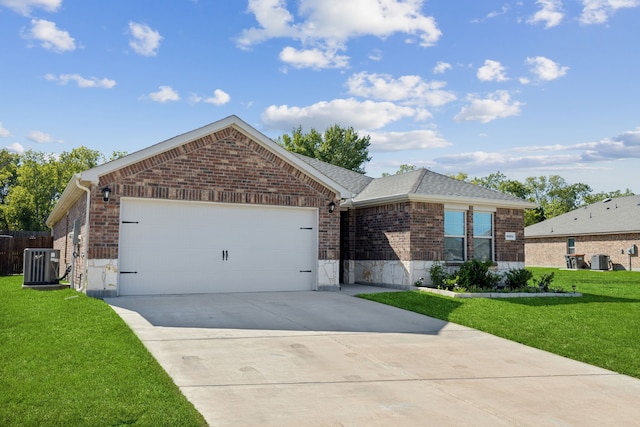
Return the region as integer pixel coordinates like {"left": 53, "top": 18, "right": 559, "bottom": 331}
{"left": 525, "top": 195, "right": 640, "bottom": 271}
{"left": 47, "top": 115, "right": 534, "bottom": 297}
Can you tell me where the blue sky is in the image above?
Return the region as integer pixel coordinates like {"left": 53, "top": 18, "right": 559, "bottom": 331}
{"left": 1, "top": 0, "right": 639, "bottom": 193}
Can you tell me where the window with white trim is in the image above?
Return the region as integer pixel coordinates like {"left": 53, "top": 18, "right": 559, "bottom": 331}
{"left": 567, "top": 237, "right": 576, "bottom": 255}
{"left": 444, "top": 210, "right": 465, "bottom": 261}
{"left": 473, "top": 212, "right": 493, "bottom": 261}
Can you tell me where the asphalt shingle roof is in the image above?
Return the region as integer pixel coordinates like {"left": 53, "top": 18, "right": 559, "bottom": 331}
{"left": 293, "top": 153, "right": 373, "bottom": 195}
{"left": 294, "top": 154, "right": 534, "bottom": 208}
{"left": 525, "top": 195, "right": 640, "bottom": 237}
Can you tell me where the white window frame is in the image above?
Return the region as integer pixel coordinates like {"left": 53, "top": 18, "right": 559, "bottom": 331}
{"left": 473, "top": 211, "right": 494, "bottom": 261}
{"left": 444, "top": 209, "right": 466, "bottom": 261}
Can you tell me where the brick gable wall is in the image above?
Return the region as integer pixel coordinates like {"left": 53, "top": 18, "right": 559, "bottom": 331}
{"left": 60, "top": 127, "right": 339, "bottom": 262}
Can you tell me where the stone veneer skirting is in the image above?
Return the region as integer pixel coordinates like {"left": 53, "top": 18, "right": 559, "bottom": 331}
{"left": 83, "top": 258, "right": 339, "bottom": 298}
{"left": 352, "top": 260, "right": 527, "bottom": 289}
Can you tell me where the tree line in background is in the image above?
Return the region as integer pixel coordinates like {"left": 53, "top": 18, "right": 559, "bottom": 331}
{"left": 1, "top": 124, "right": 633, "bottom": 231}
{"left": 0, "top": 148, "right": 126, "bottom": 231}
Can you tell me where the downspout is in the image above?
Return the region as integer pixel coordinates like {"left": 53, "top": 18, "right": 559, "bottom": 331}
{"left": 74, "top": 177, "right": 92, "bottom": 292}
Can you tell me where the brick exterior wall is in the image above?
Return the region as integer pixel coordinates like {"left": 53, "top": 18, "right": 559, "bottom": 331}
{"left": 345, "top": 201, "right": 525, "bottom": 263}
{"left": 51, "top": 192, "right": 87, "bottom": 286}
{"left": 410, "top": 202, "right": 444, "bottom": 260}
{"left": 51, "top": 127, "right": 340, "bottom": 268}
{"left": 526, "top": 233, "right": 640, "bottom": 270}
{"left": 495, "top": 208, "right": 526, "bottom": 262}
{"left": 354, "top": 202, "right": 411, "bottom": 260}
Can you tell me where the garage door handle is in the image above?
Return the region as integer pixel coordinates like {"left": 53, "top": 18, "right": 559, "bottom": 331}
{"left": 121, "top": 271, "right": 138, "bottom": 274}
{"left": 222, "top": 250, "right": 228, "bottom": 261}
{"left": 299, "top": 270, "right": 312, "bottom": 273}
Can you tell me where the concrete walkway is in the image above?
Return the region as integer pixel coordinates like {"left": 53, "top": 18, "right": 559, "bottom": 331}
{"left": 106, "top": 286, "right": 640, "bottom": 426}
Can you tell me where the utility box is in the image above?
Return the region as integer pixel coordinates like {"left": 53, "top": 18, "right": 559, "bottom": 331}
{"left": 23, "top": 249, "right": 60, "bottom": 286}
{"left": 591, "top": 254, "right": 610, "bottom": 270}
{"left": 565, "top": 254, "right": 585, "bottom": 269}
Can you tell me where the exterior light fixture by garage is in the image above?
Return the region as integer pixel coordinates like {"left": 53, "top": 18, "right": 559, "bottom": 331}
{"left": 101, "top": 186, "right": 111, "bottom": 202}
{"left": 328, "top": 201, "right": 336, "bottom": 213}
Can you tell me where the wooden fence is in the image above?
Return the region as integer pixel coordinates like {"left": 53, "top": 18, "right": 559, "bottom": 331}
{"left": 0, "top": 231, "right": 53, "bottom": 276}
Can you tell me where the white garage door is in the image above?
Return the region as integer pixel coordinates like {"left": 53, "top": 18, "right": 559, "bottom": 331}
{"left": 118, "top": 198, "right": 317, "bottom": 295}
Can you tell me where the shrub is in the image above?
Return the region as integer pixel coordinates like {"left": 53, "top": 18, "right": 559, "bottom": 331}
{"left": 429, "top": 261, "right": 449, "bottom": 288}
{"left": 533, "top": 272, "right": 555, "bottom": 292}
{"left": 457, "top": 259, "right": 500, "bottom": 289}
{"left": 503, "top": 268, "right": 533, "bottom": 290}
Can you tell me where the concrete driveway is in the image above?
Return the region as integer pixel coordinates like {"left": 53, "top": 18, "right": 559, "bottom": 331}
{"left": 106, "top": 285, "right": 640, "bottom": 426}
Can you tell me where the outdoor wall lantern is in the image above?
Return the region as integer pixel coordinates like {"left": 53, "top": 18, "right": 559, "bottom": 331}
{"left": 328, "top": 201, "right": 336, "bottom": 213}
{"left": 102, "top": 186, "right": 111, "bottom": 202}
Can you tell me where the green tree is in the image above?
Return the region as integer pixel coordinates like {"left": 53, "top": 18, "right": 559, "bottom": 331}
{"left": 278, "top": 124, "right": 371, "bottom": 173}
{"left": 0, "top": 149, "right": 20, "bottom": 205}
{"left": 2, "top": 147, "right": 104, "bottom": 230}
{"left": 583, "top": 188, "right": 635, "bottom": 205}
{"left": 449, "top": 172, "right": 469, "bottom": 181}
{"left": 382, "top": 164, "right": 417, "bottom": 177}
{"left": 524, "top": 175, "right": 592, "bottom": 220}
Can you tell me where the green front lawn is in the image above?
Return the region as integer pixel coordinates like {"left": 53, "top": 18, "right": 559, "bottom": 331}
{"left": 0, "top": 276, "right": 207, "bottom": 426}
{"left": 359, "top": 267, "right": 640, "bottom": 379}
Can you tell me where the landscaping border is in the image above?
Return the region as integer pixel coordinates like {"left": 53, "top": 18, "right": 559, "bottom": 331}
{"left": 417, "top": 287, "right": 583, "bottom": 299}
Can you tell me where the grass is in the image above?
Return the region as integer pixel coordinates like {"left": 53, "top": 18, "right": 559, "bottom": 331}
{"left": 0, "top": 276, "right": 207, "bottom": 427}
{"left": 359, "top": 267, "right": 640, "bottom": 379}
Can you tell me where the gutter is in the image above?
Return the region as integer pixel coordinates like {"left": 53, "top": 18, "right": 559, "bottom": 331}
{"left": 74, "top": 178, "right": 92, "bottom": 292}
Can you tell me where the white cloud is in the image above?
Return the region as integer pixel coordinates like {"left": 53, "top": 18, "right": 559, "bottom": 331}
{"left": 0, "top": 0, "right": 61, "bottom": 15}
{"left": 6, "top": 142, "right": 24, "bottom": 154}
{"left": 28, "top": 130, "right": 62, "bottom": 143}
{"left": 487, "top": 4, "right": 511, "bottom": 19}
{"left": 144, "top": 86, "right": 180, "bottom": 103}
{"left": 525, "top": 56, "right": 569, "bottom": 81}
{"left": 346, "top": 72, "right": 456, "bottom": 107}
{"left": 24, "top": 19, "right": 75, "bottom": 52}
{"left": 237, "top": 0, "right": 297, "bottom": 47}
{"left": 433, "top": 126, "right": 640, "bottom": 176}
{"left": 477, "top": 60, "right": 509, "bottom": 82}
{"left": 261, "top": 98, "right": 417, "bottom": 131}
{"left": 432, "top": 151, "right": 581, "bottom": 172}
{"left": 454, "top": 90, "right": 524, "bottom": 123}
{"left": 191, "top": 89, "right": 231, "bottom": 106}
{"left": 433, "top": 61, "right": 452, "bottom": 74}
{"left": 237, "top": 0, "right": 441, "bottom": 68}
{"left": 368, "top": 49, "right": 383, "bottom": 61}
{"left": 580, "top": 0, "right": 640, "bottom": 24}
{"left": 128, "top": 22, "right": 162, "bottom": 56}
{"left": 45, "top": 73, "right": 116, "bottom": 88}
{"left": 528, "top": 0, "right": 564, "bottom": 28}
{"left": 279, "top": 46, "right": 349, "bottom": 69}
{"left": 0, "top": 122, "right": 10, "bottom": 138}
{"left": 578, "top": 127, "right": 640, "bottom": 160}
{"left": 368, "top": 129, "right": 452, "bottom": 152}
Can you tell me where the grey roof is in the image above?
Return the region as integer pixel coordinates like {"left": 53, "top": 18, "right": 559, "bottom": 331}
{"left": 294, "top": 155, "right": 535, "bottom": 209}
{"left": 292, "top": 153, "right": 373, "bottom": 195}
{"left": 525, "top": 195, "right": 640, "bottom": 238}
{"left": 353, "top": 168, "right": 535, "bottom": 208}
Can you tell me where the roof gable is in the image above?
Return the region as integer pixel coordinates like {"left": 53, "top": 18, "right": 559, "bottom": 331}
{"left": 47, "top": 116, "right": 350, "bottom": 227}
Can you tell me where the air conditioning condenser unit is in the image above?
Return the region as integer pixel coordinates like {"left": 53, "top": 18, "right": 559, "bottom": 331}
{"left": 23, "top": 249, "right": 60, "bottom": 286}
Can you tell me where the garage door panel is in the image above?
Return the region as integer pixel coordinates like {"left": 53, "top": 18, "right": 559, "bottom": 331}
{"left": 119, "top": 199, "right": 317, "bottom": 295}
